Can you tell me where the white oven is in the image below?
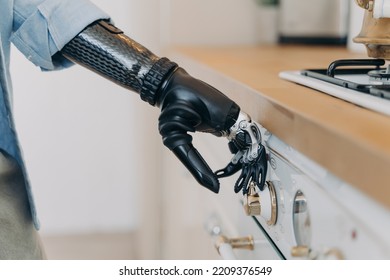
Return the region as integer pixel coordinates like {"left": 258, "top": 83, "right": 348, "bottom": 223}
{"left": 203, "top": 123, "right": 390, "bottom": 260}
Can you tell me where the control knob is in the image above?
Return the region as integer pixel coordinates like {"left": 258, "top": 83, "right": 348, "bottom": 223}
{"left": 244, "top": 181, "right": 278, "bottom": 226}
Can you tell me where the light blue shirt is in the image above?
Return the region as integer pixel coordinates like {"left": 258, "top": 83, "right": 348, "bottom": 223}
{"left": 0, "top": 0, "right": 109, "bottom": 229}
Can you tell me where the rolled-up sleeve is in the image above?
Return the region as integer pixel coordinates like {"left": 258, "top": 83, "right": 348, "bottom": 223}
{"left": 11, "top": 0, "right": 110, "bottom": 70}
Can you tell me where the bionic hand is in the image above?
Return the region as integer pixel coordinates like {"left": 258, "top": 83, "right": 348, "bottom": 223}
{"left": 61, "top": 20, "right": 266, "bottom": 193}
{"left": 216, "top": 112, "right": 268, "bottom": 194}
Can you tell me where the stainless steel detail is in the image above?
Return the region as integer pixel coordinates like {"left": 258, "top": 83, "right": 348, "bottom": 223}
{"left": 217, "top": 111, "right": 268, "bottom": 194}
{"left": 266, "top": 181, "right": 278, "bottom": 226}
{"left": 293, "top": 190, "right": 311, "bottom": 247}
{"left": 227, "top": 111, "right": 262, "bottom": 163}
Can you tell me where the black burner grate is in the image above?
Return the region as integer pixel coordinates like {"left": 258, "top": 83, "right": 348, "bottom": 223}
{"left": 301, "top": 59, "right": 390, "bottom": 100}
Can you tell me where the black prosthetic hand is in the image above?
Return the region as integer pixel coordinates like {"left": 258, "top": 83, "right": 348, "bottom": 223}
{"left": 156, "top": 67, "right": 240, "bottom": 192}
{"left": 61, "top": 20, "right": 240, "bottom": 193}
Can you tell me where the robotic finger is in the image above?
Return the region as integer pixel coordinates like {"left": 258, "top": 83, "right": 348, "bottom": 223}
{"left": 216, "top": 112, "right": 269, "bottom": 194}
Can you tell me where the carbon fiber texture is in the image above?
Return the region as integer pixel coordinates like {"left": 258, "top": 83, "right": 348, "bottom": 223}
{"left": 61, "top": 20, "right": 177, "bottom": 106}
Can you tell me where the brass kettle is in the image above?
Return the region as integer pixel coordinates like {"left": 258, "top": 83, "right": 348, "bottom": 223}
{"left": 353, "top": 0, "right": 390, "bottom": 60}
{"left": 354, "top": 0, "right": 390, "bottom": 59}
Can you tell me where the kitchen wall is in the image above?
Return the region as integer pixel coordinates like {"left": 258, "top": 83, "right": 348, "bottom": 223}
{"left": 11, "top": 0, "right": 162, "bottom": 235}
{"left": 162, "top": 0, "right": 278, "bottom": 46}
{"left": 348, "top": 0, "right": 366, "bottom": 53}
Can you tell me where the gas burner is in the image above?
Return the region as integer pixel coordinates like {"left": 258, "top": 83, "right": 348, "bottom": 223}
{"left": 301, "top": 58, "right": 390, "bottom": 99}
{"left": 368, "top": 66, "right": 390, "bottom": 85}
{"left": 279, "top": 59, "right": 390, "bottom": 117}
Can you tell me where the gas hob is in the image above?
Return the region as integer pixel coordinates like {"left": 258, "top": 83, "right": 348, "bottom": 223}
{"left": 279, "top": 59, "right": 390, "bottom": 117}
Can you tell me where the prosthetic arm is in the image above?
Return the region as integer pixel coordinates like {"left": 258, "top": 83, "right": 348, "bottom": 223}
{"left": 61, "top": 20, "right": 267, "bottom": 194}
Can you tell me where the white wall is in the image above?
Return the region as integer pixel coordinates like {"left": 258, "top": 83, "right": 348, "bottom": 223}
{"left": 162, "top": 0, "right": 278, "bottom": 46}
{"left": 347, "top": 0, "right": 366, "bottom": 53}
{"left": 11, "top": 0, "right": 163, "bottom": 235}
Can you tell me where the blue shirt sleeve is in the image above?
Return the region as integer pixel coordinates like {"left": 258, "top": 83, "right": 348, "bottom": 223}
{"left": 11, "top": 0, "right": 110, "bottom": 70}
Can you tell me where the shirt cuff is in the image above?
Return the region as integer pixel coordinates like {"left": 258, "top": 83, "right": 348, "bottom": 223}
{"left": 11, "top": 0, "right": 109, "bottom": 70}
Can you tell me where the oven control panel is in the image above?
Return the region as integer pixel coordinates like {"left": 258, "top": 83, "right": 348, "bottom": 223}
{"left": 247, "top": 124, "right": 390, "bottom": 259}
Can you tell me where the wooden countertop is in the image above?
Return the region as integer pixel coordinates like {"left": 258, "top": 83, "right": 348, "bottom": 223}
{"left": 169, "top": 45, "right": 390, "bottom": 209}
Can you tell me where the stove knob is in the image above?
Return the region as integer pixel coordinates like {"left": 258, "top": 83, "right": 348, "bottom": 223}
{"left": 243, "top": 182, "right": 261, "bottom": 216}
{"left": 243, "top": 181, "right": 278, "bottom": 226}
{"left": 291, "top": 246, "right": 344, "bottom": 260}
{"left": 323, "top": 248, "right": 344, "bottom": 260}
{"left": 291, "top": 245, "right": 310, "bottom": 258}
